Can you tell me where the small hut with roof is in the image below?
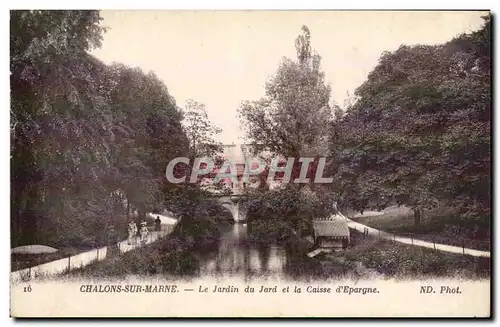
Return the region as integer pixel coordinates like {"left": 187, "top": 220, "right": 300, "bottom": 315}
{"left": 312, "top": 212, "right": 350, "bottom": 249}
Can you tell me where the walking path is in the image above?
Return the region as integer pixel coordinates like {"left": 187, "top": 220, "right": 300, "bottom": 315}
{"left": 343, "top": 213, "right": 490, "bottom": 258}
{"left": 11, "top": 218, "right": 178, "bottom": 284}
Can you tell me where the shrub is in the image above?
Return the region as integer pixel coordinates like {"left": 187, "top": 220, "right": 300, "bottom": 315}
{"left": 244, "top": 186, "right": 336, "bottom": 237}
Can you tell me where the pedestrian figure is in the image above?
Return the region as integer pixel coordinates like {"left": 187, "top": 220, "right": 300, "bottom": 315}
{"left": 139, "top": 221, "right": 148, "bottom": 244}
{"left": 127, "top": 220, "right": 138, "bottom": 245}
{"left": 136, "top": 219, "right": 141, "bottom": 236}
{"left": 154, "top": 216, "right": 161, "bottom": 231}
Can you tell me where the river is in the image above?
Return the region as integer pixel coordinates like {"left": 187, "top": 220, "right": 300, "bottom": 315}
{"left": 171, "top": 223, "right": 353, "bottom": 281}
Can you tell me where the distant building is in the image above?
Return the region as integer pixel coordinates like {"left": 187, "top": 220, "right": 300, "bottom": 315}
{"left": 202, "top": 143, "right": 284, "bottom": 195}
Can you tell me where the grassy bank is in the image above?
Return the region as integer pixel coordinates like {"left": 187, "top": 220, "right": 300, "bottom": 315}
{"left": 69, "top": 215, "right": 225, "bottom": 278}
{"left": 349, "top": 206, "right": 490, "bottom": 251}
{"left": 317, "top": 230, "right": 490, "bottom": 280}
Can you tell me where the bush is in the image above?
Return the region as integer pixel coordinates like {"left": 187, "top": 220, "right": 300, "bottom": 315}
{"left": 244, "top": 186, "right": 336, "bottom": 237}
{"left": 247, "top": 219, "right": 292, "bottom": 243}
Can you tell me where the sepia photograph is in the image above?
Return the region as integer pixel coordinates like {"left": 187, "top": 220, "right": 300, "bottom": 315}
{"left": 9, "top": 9, "right": 491, "bottom": 317}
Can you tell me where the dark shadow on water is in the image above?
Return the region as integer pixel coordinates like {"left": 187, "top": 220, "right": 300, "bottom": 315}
{"left": 160, "top": 223, "right": 349, "bottom": 282}
{"left": 257, "top": 241, "right": 271, "bottom": 273}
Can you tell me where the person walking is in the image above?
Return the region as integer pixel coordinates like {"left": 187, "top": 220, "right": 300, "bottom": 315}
{"left": 154, "top": 216, "right": 161, "bottom": 231}
{"left": 139, "top": 221, "right": 149, "bottom": 244}
{"left": 127, "top": 220, "right": 138, "bottom": 245}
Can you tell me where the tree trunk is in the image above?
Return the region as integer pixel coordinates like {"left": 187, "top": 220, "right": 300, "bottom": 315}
{"left": 19, "top": 186, "right": 40, "bottom": 245}
{"left": 414, "top": 208, "right": 421, "bottom": 227}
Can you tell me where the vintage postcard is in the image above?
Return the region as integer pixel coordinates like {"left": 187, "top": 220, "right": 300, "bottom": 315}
{"left": 10, "top": 10, "right": 491, "bottom": 317}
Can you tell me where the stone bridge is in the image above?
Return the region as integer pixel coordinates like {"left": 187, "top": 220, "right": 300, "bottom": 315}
{"left": 217, "top": 195, "right": 247, "bottom": 223}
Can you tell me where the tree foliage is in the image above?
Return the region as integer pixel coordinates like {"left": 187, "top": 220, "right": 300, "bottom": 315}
{"left": 335, "top": 16, "right": 491, "bottom": 225}
{"left": 182, "top": 99, "right": 222, "bottom": 157}
{"left": 11, "top": 10, "right": 190, "bottom": 247}
{"left": 238, "top": 25, "right": 333, "bottom": 159}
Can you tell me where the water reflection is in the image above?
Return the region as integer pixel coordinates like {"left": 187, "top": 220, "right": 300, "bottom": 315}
{"left": 189, "top": 223, "right": 326, "bottom": 280}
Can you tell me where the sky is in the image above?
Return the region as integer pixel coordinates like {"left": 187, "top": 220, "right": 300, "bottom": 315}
{"left": 90, "top": 10, "right": 487, "bottom": 144}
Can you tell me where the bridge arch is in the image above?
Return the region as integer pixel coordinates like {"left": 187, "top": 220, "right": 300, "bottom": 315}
{"left": 217, "top": 196, "right": 247, "bottom": 223}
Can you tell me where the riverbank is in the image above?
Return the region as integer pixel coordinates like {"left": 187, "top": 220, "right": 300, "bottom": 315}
{"left": 255, "top": 220, "right": 490, "bottom": 279}
{"left": 69, "top": 215, "right": 226, "bottom": 278}
{"left": 316, "top": 230, "right": 490, "bottom": 280}
{"left": 69, "top": 217, "right": 490, "bottom": 281}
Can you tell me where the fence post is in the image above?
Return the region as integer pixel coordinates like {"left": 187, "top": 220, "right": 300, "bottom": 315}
{"left": 433, "top": 238, "right": 436, "bottom": 251}
{"left": 97, "top": 248, "right": 99, "bottom": 261}
{"left": 462, "top": 240, "right": 465, "bottom": 255}
{"left": 393, "top": 234, "right": 396, "bottom": 242}
{"left": 68, "top": 256, "right": 71, "bottom": 272}
{"left": 28, "top": 266, "right": 32, "bottom": 280}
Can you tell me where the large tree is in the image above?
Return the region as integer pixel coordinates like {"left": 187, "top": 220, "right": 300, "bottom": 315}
{"left": 238, "top": 25, "right": 333, "bottom": 160}
{"left": 105, "top": 64, "right": 189, "bottom": 219}
{"left": 10, "top": 10, "right": 110, "bottom": 245}
{"left": 182, "top": 99, "right": 222, "bottom": 158}
{"left": 10, "top": 10, "right": 191, "bottom": 247}
{"left": 335, "top": 16, "right": 491, "bottom": 227}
